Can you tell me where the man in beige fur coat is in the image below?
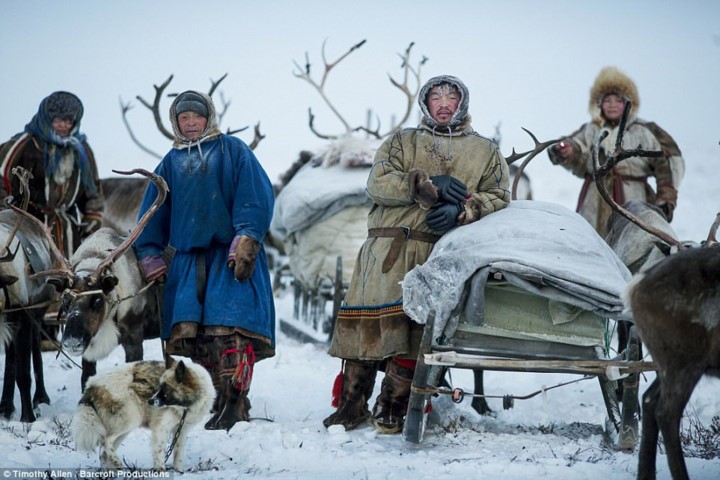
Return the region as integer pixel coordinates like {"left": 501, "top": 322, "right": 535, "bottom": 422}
{"left": 548, "top": 66, "right": 685, "bottom": 237}
{"left": 323, "top": 75, "right": 510, "bottom": 434}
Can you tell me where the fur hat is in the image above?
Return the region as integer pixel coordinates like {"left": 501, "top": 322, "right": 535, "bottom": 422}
{"left": 43, "top": 91, "right": 83, "bottom": 123}
{"left": 418, "top": 75, "right": 470, "bottom": 129}
{"left": 174, "top": 91, "right": 209, "bottom": 118}
{"left": 589, "top": 67, "right": 639, "bottom": 124}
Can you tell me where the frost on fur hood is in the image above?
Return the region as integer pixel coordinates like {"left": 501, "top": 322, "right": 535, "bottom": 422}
{"left": 418, "top": 75, "right": 470, "bottom": 129}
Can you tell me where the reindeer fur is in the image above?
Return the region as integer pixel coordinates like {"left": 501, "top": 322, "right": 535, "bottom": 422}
{"left": 624, "top": 246, "right": 720, "bottom": 480}
{"left": 61, "top": 227, "right": 160, "bottom": 390}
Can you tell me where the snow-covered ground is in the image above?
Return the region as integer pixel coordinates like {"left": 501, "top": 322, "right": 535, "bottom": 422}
{"left": 1, "top": 288, "right": 718, "bottom": 479}
{"left": 1, "top": 145, "right": 719, "bottom": 479}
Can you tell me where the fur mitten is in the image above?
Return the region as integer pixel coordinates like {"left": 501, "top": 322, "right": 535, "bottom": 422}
{"left": 228, "top": 235, "right": 260, "bottom": 281}
{"left": 408, "top": 169, "right": 438, "bottom": 210}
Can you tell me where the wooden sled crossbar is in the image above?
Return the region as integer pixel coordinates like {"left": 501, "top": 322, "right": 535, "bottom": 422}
{"left": 423, "top": 350, "right": 656, "bottom": 377}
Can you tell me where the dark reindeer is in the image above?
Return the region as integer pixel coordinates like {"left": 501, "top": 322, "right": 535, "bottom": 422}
{"left": 626, "top": 224, "right": 719, "bottom": 480}
{"left": 591, "top": 102, "right": 719, "bottom": 480}
{"left": 0, "top": 168, "right": 61, "bottom": 422}
{"left": 25, "top": 169, "right": 168, "bottom": 391}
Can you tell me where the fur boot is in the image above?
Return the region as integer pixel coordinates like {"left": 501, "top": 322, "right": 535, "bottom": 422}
{"left": 204, "top": 333, "right": 254, "bottom": 431}
{"left": 323, "top": 359, "right": 378, "bottom": 430}
{"left": 194, "top": 334, "right": 221, "bottom": 414}
{"left": 371, "top": 359, "right": 414, "bottom": 434}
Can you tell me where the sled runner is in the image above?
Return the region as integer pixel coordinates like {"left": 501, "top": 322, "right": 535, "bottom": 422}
{"left": 401, "top": 200, "right": 654, "bottom": 450}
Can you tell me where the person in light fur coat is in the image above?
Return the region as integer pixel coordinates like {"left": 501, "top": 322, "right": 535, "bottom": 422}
{"left": 548, "top": 66, "right": 685, "bottom": 238}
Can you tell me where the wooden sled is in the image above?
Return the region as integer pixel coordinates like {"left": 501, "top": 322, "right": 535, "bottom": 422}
{"left": 403, "top": 279, "right": 654, "bottom": 451}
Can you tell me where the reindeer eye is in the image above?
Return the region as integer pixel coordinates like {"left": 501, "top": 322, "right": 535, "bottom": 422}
{"left": 91, "top": 295, "right": 104, "bottom": 310}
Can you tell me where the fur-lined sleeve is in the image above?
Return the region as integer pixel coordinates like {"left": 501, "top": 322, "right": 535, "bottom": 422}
{"left": 458, "top": 142, "right": 511, "bottom": 224}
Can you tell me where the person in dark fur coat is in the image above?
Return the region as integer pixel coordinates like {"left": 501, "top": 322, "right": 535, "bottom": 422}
{"left": 134, "top": 91, "right": 275, "bottom": 432}
{"left": 0, "top": 91, "right": 104, "bottom": 348}
{"left": 547, "top": 66, "right": 685, "bottom": 237}
{"left": 323, "top": 75, "right": 510, "bottom": 434}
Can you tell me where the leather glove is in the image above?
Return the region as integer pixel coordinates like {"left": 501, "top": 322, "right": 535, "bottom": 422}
{"left": 139, "top": 255, "right": 167, "bottom": 283}
{"left": 228, "top": 235, "right": 260, "bottom": 281}
{"left": 430, "top": 175, "right": 467, "bottom": 204}
{"left": 426, "top": 202, "right": 463, "bottom": 233}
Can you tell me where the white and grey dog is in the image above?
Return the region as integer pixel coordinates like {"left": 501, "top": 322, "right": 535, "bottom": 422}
{"left": 71, "top": 357, "right": 215, "bottom": 471}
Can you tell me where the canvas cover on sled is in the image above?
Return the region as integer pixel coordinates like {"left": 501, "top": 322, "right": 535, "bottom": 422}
{"left": 403, "top": 200, "right": 632, "bottom": 348}
{"left": 270, "top": 162, "right": 371, "bottom": 286}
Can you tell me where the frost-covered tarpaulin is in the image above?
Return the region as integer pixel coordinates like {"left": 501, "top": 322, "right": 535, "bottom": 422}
{"left": 270, "top": 161, "right": 371, "bottom": 241}
{"left": 403, "top": 200, "right": 632, "bottom": 340}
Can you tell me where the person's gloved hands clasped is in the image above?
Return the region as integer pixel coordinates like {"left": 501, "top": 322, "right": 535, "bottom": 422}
{"left": 139, "top": 255, "right": 167, "bottom": 283}
{"left": 228, "top": 235, "right": 260, "bottom": 281}
{"left": 430, "top": 175, "right": 467, "bottom": 204}
{"left": 426, "top": 202, "right": 463, "bottom": 233}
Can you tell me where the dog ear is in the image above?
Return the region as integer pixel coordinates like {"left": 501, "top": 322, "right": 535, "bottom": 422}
{"left": 164, "top": 354, "right": 176, "bottom": 370}
{"left": 175, "top": 361, "right": 187, "bottom": 383}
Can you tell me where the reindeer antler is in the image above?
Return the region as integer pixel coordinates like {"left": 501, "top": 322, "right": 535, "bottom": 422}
{"left": 121, "top": 74, "right": 265, "bottom": 155}
{"left": 294, "top": 40, "right": 426, "bottom": 140}
{"left": 592, "top": 101, "right": 680, "bottom": 248}
{"left": 506, "top": 128, "right": 561, "bottom": 200}
{"left": 705, "top": 212, "right": 720, "bottom": 246}
{"left": 4, "top": 197, "right": 75, "bottom": 284}
{"left": 89, "top": 169, "right": 169, "bottom": 285}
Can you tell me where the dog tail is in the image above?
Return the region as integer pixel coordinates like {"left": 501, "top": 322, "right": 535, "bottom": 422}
{"left": 71, "top": 404, "right": 106, "bottom": 452}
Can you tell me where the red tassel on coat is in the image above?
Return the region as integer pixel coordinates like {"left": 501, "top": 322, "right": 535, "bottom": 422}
{"left": 330, "top": 360, "right": 345, "bottom": 408}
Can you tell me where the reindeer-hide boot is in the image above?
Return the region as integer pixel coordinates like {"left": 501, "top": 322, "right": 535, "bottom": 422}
{"left": 371, "top": 358, "right": 414, "bottom": 434}
{"left": 323, "top": 359, "right": 378, "bottom": 430}
{"left": 204, "top": 333, "right": 254, "bottom": 431}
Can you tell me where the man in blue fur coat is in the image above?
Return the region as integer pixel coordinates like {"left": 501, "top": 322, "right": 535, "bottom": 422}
{"left": 134, "top": 91, "right": 275, "bottom": 431}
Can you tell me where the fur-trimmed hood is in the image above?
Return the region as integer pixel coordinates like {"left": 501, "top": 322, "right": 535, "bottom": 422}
{"left": 589, "top": 67, "right": 639, "bottom": 125}
{"left": 418, "top": 75, "right": 470, "bottom": 130}
{"left": 169, "top": 90, "right": 222, "bottom": 149}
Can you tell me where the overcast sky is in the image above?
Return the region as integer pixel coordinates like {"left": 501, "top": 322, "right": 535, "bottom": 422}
{"left": 1, "top": 0, "right": 718, "bottom": 187}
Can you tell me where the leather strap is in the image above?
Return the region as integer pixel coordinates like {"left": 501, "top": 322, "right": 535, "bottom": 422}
{"left": 196, "top": 254, "right": 206, "bottom": 304}
{"left": 368, "top": 227, "right": 441, "bottom": 273}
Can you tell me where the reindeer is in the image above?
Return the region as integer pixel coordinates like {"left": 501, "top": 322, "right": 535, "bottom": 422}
{"left": 22, "top": 169, "right": 168, "bottom": 391}
{"left": 0, "top": 168, "right": 59, "bottom": 422}
{"left": 624, "top": 219, "right": 719, "bottom": 480}
{"left": 590, "top": 102, "right": 719, "bottom": 480}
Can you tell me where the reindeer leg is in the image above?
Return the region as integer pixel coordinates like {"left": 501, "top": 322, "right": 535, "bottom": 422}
{"left": 120, "top": 313, "right": 145, "bottom": 363}
{"left": 31, "top": 315, "right": 50, "bottom": 407}
{"left": 0, "top": 339, "right": 17, "bottom": 419}
{"left": 14, "top": 318, "right": 36, "bottom": 422}
{"left": 638, "top": 379, "right": 660, "bottom": 480}
{"left": 81, "top": 359, "right": 97, "bottom": 392}
{"left": 657, "top": 371, "right": 700, "bottom": 480}
{"left": 471, "top": 369, "right": 492, "bottom": 416}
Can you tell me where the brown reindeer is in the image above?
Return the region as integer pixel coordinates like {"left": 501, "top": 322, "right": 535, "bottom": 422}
{"left": 592, "top": 102, "right": 719, "bottom": 480}
{"left": 625, "top": 219, "right": 719, "bottom": 480}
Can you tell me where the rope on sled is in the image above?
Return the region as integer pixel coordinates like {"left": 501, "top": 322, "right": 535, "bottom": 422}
{"left": 411, "top": 375, "right": 595, "bottom": 410}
